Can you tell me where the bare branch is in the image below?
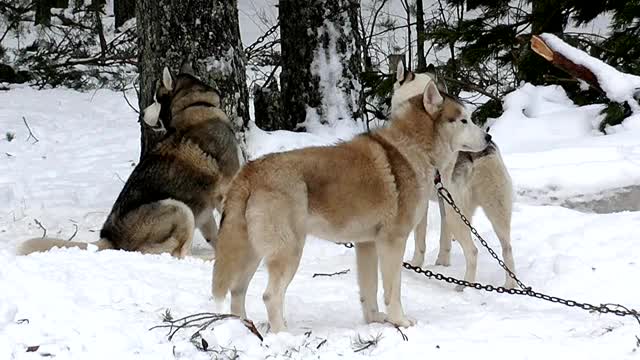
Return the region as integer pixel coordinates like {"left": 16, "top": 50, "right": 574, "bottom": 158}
{"left": 122, "top": 89, "right": 140, "bottom": 114}
{"left": 312, "top": 269, "right": 350, "bottom": 278}
{"left": 22, "top": 117, "right": 39, "bottom": 144}
{"left": 68, "top": 224, "right": 79, "bottom": 241}
{"left": 34, "top": 219, "right": 46, "bottom": 238}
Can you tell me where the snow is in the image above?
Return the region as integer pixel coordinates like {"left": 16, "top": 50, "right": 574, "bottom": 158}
{"left": 302, "top": 19, "right": 366, "bottom": 138}
{"left": 1, "top": 82, "right": 640, "bottom": 358}
{"left": 490, "top": 83, "right": 640, "bottom": 203}
{"left": 540, "top": 33, "right": 640, "bottom": 113}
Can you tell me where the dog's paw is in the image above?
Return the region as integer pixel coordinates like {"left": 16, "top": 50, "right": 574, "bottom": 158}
{"left": 365, "top": 311, "right": 388, "bottom": 324}
{"left": 434, "top": 255, "right": 451, "bottom": 267}
{"left": 503, "top": 279, "right": 517, "bottom": 289}
{"left": 408, "top": 256, "right": 424, "bottom": 268}
{"left": 386, "top": 315, "right": 416, "bottom": 328}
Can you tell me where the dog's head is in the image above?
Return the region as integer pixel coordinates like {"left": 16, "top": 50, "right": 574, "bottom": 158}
{"left": 391, "top": 62, "right": 448, "bottom": 111}
{"left": 392, "top": 62, "right": 489, "bottom": 153}
{"left": 143, "top": 64, "right": 222, "bottom": 130}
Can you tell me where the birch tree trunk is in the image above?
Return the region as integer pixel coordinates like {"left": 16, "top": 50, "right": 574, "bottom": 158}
{"left": 279, "top": 0, "right": 362, "bottom": 131}
{"left": 136, "top": 0, "right": 249, "bottom": 157}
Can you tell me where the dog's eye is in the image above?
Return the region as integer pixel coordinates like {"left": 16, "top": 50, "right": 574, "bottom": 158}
{"left": 461, "top": 119, "right": 468, "bottom": 124}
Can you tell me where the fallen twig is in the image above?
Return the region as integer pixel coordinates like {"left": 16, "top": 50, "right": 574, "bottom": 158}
{"left": 34, "top": 219, "right": 46, "bottom": 238}
{"left": 122, "top": 88, "right": 139, "bottom": 114}
{"left": 22, "top": 117, "right": 39, "bottom": 144}
{"left": 149, "top": 311, "right": 262, "bottom": 343}
{"left": 312, "top": 269, "right": 350, "bottom": 278}
{"left": 114, "top": 173, "right": 126, "bottom": 183}
{"left": 316, "top": 339, "right": 327, "bottom": 349}
{"left": 352, "top": 333, "right": 382, "bottom": 353}
{"left": 395, "top": 326, "right": 408, "bottom": 341}
{"left": 68, "top": 224, "right": 79, "bottom": 241}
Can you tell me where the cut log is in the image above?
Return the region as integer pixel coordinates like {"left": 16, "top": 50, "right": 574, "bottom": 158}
{"left": 530, "top": 35, "right": 604, "bottom": 94}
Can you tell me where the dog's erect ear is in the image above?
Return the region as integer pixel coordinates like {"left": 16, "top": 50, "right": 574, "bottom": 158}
{"left": 162, "top": 67, "right": 174, "bottom": 91}
{"left": 425, "top": 63, "right": 448, "bottom": 93}
{"left": 396, "top": 61, "right": 405, "bottom": 83}
{"left": 142, "top": 101, "right": 161, "bottom": 126}
{"left": 179, "top": 60, "right": 195, "bottom": 76}
{"left": 423, "top": 81, "right": 444, "bottom": 116}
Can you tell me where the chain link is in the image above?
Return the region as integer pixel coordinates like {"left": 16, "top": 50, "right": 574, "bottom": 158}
{"left": 337, "top": 178, "right": 640, "bottom": 322}
{"left": 245, "top": 22, "right": 280, "bottom": 59}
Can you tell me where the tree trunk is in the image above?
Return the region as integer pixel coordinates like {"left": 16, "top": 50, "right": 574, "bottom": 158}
{"left": 415, "top": 0, "right": 427, "bottom": 72}
{"left": 254, "top": 80, "right": 284, "bottom": 131}
{"left": 35, "top": 0, "right": 69, "bottom": 25}
{"left": 136, "top": 0, "right": 250, "bottom": 157}
{"left": 279, "top": 0, "right": 362, "bottom": 131}
{"left": 114, "top": 0, "right": 135, "bottom": 29}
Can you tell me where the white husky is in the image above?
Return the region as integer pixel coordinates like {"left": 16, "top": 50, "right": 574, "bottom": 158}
{"left": 391, "top": 63, "right": 517, "bottom": 290}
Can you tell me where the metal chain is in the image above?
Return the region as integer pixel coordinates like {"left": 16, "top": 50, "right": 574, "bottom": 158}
{"left": 244, "top": 22, "right": 280, "bottom": 58}
{"left": 434, "top": 180, "right": 529, "bottom": 291}
{"left": 401, "top": 261, "right": 640, "bottom": 320}
{"left": 337, "top": 178, "right": 640, "bottom": 321}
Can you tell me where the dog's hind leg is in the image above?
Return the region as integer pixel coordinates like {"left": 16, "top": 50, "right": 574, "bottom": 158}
{"left": 377, "top": 234, "right": 414, "bottom": 327}
{"left": 249, "top": 192, "right": 305, "bottom": 333}
{"left": 355, "top": 241, "right": 385, "bottom": 324}
{"left": 483, "top": 199, "right": 516, "bottom": 288}
{"left": 230, "top": 249, "right": 260, "bottom": 319}
{"left": 262, "top": 237, "right": 303, "bottom": 333}
{"left": 127, "top": 199, "right": 195, "bottom": 258}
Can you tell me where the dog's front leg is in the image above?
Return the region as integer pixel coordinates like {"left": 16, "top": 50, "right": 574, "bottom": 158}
{"left": 355, "top": 242, "right": 386, "bottom": 324}
{"left": 435, "top": 196, "right": 452, "bottom": 266}
{"left": 377, "top": 235, "right": 415, "bottom": 327}
{"left": 409, "top": 211, "right": 428, "bottom": 267}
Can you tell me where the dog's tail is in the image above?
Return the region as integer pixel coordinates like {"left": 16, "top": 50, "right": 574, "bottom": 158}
{"left": 18, "top": 237, "right": 113, "bottom": 255}
{"left": 212, "top": 180, "right": 252, "bottom": 305}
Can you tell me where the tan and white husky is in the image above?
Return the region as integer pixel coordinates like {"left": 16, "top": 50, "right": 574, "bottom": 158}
{"left": 211, "top": 81, "right": 492, "bottom": 332}
{"left": 392, "top": 63, "right": 516, "bottom": 290}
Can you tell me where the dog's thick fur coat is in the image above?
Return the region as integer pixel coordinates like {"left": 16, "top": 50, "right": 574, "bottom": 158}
{"left": 392, "top": 64, "right": 516, "bottom": 289}
{"left": 19, "top": 68, "right": 240, "bottom": 257}
{"left": 212, "top": 82, "right": 490, "bottom": 332}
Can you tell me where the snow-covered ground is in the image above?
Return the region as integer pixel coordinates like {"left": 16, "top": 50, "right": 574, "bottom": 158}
{"left": 1, "top": 85, "right": 640, "bottom": 359}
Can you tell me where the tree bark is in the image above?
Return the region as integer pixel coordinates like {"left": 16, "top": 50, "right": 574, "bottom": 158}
{"left": 136, "top": 0, "right": 250, "bottom": 157}
{"left": 279, "top": 0, "right": 362, "bottom": 131}
{"left": 415, "top": 0, "right": 427, "bottom": 72}
{"left": 114, "top": 0, "right": 135, "bottom": 29}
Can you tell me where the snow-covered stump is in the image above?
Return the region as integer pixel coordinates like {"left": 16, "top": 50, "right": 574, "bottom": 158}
{"left": 279, "top": 0, "right": 363, "bottom": 132}
{"left": 136, "top": 0, "right": 250, "bottom": 155}
{"left": 531, "top": 34, "right": 640, "bottom": 131}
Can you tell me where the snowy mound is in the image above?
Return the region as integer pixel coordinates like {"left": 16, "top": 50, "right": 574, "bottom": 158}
{"left": 490, "top": 83, "right": 604, "bottom": 153}
{"left": 488, "top": 84, "right": 640, "bottom": 207}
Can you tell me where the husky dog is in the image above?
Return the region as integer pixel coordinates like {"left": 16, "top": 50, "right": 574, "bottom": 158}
{"left": 392, "top": 63, "right": 516, "bottom": 290}
{"left": 18, "top": 66, "right": 240, "bottom": 257}
{"left": 211, "top": 82, "right": 491, "bottom": 332}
